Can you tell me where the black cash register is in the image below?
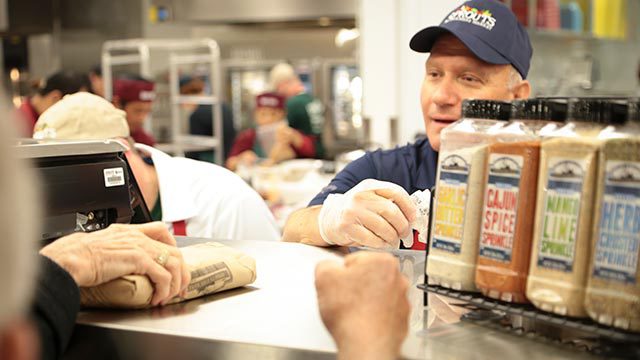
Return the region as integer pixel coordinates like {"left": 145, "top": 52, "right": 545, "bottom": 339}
{"left": 15, "top": 139, "right": 151, "bottom": 243}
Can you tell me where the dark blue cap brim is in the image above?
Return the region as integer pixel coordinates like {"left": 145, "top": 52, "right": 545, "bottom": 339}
{"left": 409, "top": 26, "right": 449, "bottom": 53}
{"left": 410, "top": 25, "right": 514, "bottom": 73}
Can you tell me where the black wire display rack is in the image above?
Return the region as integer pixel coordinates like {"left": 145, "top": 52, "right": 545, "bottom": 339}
{"left": 418, "top": 283, "right": 640, "bottom": 357}
{"left": 420, "top": 187, "right": 640, "bottom": 357}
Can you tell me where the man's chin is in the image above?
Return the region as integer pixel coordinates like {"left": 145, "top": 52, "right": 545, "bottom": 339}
{"left": 425, "top": 133, "right": 440, "bottom": 152}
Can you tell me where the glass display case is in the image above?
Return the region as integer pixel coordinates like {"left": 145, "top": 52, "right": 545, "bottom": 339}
{"left": 323, "top": 61, "right": 364, "bottom": 154}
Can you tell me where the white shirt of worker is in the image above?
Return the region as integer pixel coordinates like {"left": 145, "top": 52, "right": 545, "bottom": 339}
{"left": 137, "top": 144, "right": 280, "bottom": 241}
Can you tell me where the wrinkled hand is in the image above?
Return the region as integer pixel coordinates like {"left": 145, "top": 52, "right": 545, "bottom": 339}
{"left": 315, "top": 252, "right": 410, "bottom": 360}
{"left": 40, "top": 222, "right": 190, "bottom": 306}
{"left": 318, "top": 179, "right": 416, "bottom": 248}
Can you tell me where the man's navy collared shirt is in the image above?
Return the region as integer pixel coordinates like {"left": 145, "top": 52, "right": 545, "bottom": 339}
{"left": 309, "top": 137, "right": 439, "bottom": 206}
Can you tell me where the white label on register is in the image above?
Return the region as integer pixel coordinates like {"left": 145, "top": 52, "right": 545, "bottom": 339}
{"left": 103, "top": 167, "right": 125, "bottom": 187}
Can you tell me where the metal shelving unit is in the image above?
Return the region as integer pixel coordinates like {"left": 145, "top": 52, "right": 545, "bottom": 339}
{"left": 102, "top": 38, "right": 224, "bottom": 164}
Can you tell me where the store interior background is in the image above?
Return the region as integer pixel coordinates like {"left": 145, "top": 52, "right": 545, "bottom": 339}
{"left": 1, "top": 0, "right": 639, "bottom": 156}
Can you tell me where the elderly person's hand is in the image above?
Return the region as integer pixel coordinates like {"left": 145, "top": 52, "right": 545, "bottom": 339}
{"left": 318, "top": 179, "right": 416, "bottom": 248}
{"left": 315, "top": 252, "right": 410, "bottom": 360}
{"left": 39, "top": 222, "right": 190, "bottom": 306}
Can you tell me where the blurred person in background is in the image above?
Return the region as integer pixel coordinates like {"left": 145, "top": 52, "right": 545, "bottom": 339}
{"left": 15, "top": 71, "right": 87, "bottom": 137}
{"left": 112, "top": 77, "right": 157, "bottom": 146}
{"left": 179, "top": 75, "right": 237, "bottom": 163}
{"left": 34, "top": 92, "right": 280, "bottom": 242}
{"left": 282, "top": 0, "right": 532, "bottom": 249}
{"left": 88, "top": 64, "right": 104, "bottom": 98}
{"left": 226, "top": 92, "right": 316, "bottom": 171}
{"left": 270, "top": 63, "right": 325, "bottom": 159}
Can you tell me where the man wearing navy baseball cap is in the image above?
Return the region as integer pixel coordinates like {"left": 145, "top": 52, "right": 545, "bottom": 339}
{"left": 283, "top": 1, "right": 531, "bottom": 253}
{"left": 410, "top": 0, "right": 532, "bottom": 150}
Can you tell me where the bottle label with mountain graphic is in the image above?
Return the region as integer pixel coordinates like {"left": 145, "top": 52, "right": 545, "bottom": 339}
{"left": 593, "top": 160, "right": 640, "bottom": 284}
{"left": 432, "top": 150, "right": 472, "bottom": 254}
{"left": 479, "top": 154, "right": 523, "bottom": 262}
{"left": 537, "top": 157, "right": 586, "bottom": 272}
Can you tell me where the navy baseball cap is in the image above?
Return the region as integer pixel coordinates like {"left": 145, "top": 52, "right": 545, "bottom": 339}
{"left": 410, "top": 0, "right": 532, "bottom": 79}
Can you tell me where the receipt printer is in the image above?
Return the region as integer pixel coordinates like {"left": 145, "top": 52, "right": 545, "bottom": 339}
{"left": 15, "top": 139, "right": 150, "bottom": 243}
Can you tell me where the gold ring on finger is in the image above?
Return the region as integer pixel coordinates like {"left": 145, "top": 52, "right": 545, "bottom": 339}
{"left": 155, "top": 248, "right": 170, "bottom": 267}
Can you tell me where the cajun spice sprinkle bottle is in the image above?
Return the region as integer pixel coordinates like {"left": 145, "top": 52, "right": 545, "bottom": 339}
{"left": 475, "top": 99, "right": 567, "bottom": 303}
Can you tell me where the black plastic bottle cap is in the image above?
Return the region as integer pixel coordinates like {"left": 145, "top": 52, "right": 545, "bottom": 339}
{"left": 461, "top": 99, "right": 511, "bottom": 121}
{"left": 512, "top": 99, "right": 568, "bottom": 122}
{"left": 628, "top": 98, "right": 640, "bottom": 124}
{"left": 567, "top": 98, "right": 622, "bottom": 125}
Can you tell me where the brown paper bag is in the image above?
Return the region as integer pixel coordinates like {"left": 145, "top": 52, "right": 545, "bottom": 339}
{"left": 80, "top": 242, "right": 256, "bottom": 309}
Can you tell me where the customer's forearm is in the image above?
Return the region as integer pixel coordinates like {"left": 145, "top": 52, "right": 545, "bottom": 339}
{"left": 281, "top": 205, "right": 329, "bottom": 246}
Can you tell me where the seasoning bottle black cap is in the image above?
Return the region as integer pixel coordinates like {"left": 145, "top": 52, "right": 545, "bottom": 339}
{"left": 461, "top": 99, "right": 510, "bottom": 121}
{"left": 627, "top": 98, "right": 640, "bottom": 124}
{"left": 511, "top": 99, "right": 568, "bottom": 122}
{"left": 567, "top": 98, "right": 621, "bottom": 125}
{"left": 609, "top": 99, "right": 636, "bottom": 126}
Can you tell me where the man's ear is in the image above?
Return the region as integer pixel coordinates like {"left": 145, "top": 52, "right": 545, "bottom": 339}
{"left": 0, "top": 319, "right": 39, "bottom": 360}
{"left": 512, "top": 80, "right": 531, "bottom": 99}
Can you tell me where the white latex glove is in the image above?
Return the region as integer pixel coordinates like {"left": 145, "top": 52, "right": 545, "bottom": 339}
{"left": 318, "top": 179, "right": 416, "bottom": 248}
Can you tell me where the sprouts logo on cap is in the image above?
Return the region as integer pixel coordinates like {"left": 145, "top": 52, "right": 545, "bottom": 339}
{"left": 259, "top": 97, "right": 280, "bottom": 107}
{"left": 444, "top": 5, "right": 497, "bottom": 31}
{"left": 139, "top": 90, "right": 156, "bottom": 101}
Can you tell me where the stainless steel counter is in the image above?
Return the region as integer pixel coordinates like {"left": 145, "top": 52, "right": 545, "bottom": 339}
{"left": 64, "top": 239, "right": 598, "bottom": 360}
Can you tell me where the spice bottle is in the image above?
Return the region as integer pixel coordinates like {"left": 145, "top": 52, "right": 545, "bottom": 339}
{"left": 427, "top": 99, "right": 509, "bottom": 291}
{"left": 475, "top": 99, "right": 567, "bottom": 303}
{"left": 527, "top": 98, "right": 609, "bottom": 317}
{"left": 585, "top": 99, "right": 640, "bottom": 331}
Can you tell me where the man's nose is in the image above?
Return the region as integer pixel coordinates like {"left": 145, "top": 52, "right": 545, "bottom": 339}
{"left": 431, "top": 77, "right": 459, "bottom": 108}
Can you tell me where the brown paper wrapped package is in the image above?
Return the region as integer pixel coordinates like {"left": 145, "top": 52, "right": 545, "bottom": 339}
{"left": 80, "top": 242, "right": 257, "bottom": 309}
